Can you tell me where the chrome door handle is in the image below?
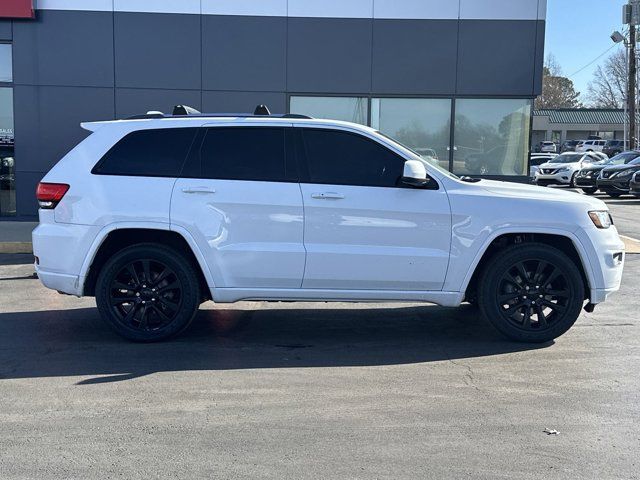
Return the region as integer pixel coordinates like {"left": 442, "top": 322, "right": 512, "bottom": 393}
{"left": 182, "top": 187, "right": 216, "bottom": 194}
{"left": 311, "top": 192, "right": 345, "bottom": 200}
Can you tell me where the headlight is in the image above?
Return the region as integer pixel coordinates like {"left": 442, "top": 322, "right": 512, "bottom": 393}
{"left": 588, "top": 210, "right": 613, "bottom": 229}
{"left": 614, "top": 169, "right": 634, "bottom": 178}
{"left": 557, "top": 167, "right": 570, "bottom": 173}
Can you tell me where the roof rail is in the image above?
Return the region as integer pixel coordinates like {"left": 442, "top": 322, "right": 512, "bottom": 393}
{"left": 125, "top": 105, "right": 312, "bottom": 121}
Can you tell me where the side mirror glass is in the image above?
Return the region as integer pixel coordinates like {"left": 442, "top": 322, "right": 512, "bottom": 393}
{"left": 402, "top": 160, "right": 430, "bottom": 188}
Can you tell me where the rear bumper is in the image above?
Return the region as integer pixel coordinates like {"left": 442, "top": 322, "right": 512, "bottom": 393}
{"left": 35, "top": 267, "right": 81, "bottom": 296}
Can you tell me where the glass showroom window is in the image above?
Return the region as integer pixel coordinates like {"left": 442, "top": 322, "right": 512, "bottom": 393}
{"left": 290, "top": 96, "right": 368, "bottom": 125}
{"left": 371, "top": 98, "right": 452, "bottom": 170}
{"left": 0, "top": 87, "right": 15, "bottom": 216}
{"left": 453, "top": 99, "right": 531, "bottom": 176}
{"left": 0, "top": 43, "right": 11, "bottom": 83}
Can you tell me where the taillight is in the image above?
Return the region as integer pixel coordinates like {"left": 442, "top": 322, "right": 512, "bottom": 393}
{"left": 36, "top": 182, "right": 69, "bottom": 209}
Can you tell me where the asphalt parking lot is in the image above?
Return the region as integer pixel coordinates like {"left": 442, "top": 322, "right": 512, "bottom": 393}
{"left": 1, "top": 193, "right": 639, "bottom": 479}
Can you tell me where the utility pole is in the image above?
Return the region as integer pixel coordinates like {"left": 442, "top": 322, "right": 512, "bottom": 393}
{"left": 630, "top": 23, "right": 636, "bottom": 149}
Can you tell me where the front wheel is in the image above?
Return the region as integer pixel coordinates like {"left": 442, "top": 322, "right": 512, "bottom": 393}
{"left": 95, "top": 244, "right": 201, "bottom": 341}
{"left": 570, "top": 172, "right": 578, "bottom": 187}
{"left": 607, "top": 192, "right": 622, "bottom": 198}
{"left": 582, "top": 187, "right": 597, "bottom": 195}
{"left": 477, "top": 243, "right": 584, "bottom": 343}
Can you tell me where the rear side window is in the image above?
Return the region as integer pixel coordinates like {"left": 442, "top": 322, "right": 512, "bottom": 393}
{"left": 200, "top": 127, "right": 289, "bottom": 182}
{"left": 300, "top": 129, "right": 405, "bottom": 187}
{"left": 93, "top": 128, "right": 197, "bottom": 177}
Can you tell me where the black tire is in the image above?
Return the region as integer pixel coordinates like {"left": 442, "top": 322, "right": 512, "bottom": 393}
{"left": 569, "top": 172, "right": 578, "bottom": 188}
{"left": 95, "top": 243, "right": 201, "bottom": 342}
{"left": 477, "top": 243, "right": 584, "bottom": 343}
{"left": 582, "top": 187, "right": 597, "bottom": 195}
{"left": 607, "top": 192, "right": 622, "bottom": 198}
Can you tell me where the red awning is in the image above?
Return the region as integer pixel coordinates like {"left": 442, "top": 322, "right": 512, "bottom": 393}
{"left": 0, "top": 0, "right": 34, "bottom": 19}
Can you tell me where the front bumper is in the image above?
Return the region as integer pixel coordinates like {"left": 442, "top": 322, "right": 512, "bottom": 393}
{"left": 596, "top": 177, "right": 631, "bottom": 192}
{"left": 630, "top": 180, "right": 640, "bottom": 196}
{"left": 534, "top": 171, "right": 573, "bottom": 186}
{"left": 575, "top": 174, "right": 598, "bottom": 189}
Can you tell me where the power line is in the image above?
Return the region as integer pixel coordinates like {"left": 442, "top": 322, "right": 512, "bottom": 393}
{"left": 567, "top": 43, "right": 620, "bottom": 78}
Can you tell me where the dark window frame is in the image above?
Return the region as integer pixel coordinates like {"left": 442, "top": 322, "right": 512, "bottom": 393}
{"left": 91, "top": 127, "right": 199, "bottom": 178}
{"left": 296, "top": 126, "right": 438, "bottom": 190}
{"left": 183, "top": 126, "right": 298, "bottom": 183}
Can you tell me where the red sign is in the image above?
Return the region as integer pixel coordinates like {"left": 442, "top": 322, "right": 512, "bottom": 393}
{"left": 0, "top": 0, "right": 34, "bottom": 19}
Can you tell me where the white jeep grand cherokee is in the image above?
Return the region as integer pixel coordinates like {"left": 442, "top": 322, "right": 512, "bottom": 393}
{"left": 32, "top": 107, "right": 625, "bottom": 343}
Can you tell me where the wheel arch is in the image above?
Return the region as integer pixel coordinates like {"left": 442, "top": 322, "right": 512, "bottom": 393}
{"left": 80, "top": 223, "right": 213, "bottom": 298}
{"left": 462, "top": 230, "right": 594, "bottom": 303}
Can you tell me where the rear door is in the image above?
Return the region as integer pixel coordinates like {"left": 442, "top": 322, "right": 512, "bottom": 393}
{"left": 171, "top": 124, "right": 305, "bottom": 289}
{"left": 296, "top": 126, "right": 451, "bottom": 291}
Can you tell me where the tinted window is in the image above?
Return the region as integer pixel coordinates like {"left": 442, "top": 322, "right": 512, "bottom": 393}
{"left": 94, "top": 128, "right": 197, "bottom": 177}
{"left": 200, "top": 127, "right": 288, "bottom": 182}
{"left": 301, "top": 129, "right": 405, "bottom": 187}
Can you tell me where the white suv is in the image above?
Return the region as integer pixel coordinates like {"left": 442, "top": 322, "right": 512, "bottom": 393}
{"left": 534, "top": 152, "right": 606, "bottom": 187}
{"left": 576, "top": 140, "right": 606, "bottom": 153}
{"left": 33, "top": 107, "right": 625, "bottom": 343}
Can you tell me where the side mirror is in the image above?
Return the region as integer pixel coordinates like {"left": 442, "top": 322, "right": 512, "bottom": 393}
{"left": 401, "top": 160, "right": 430, "bottom": 188}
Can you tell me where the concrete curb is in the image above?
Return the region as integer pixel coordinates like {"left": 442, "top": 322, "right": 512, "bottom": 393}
{"left": 0, "top": 242, "right": 33, "bottom": 254}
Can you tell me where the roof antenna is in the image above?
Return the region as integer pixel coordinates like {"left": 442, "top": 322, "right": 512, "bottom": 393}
{"left": 254, "top": 104, "right": 271, "bottom": 116}
{"left": 173, "top": 105, "right": 201, "bottom": 116}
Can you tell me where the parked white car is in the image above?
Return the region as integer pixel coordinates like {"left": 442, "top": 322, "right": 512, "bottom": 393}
{"left": 539, "top": 141, "right": 557, "bottom": 153}
{"left": 576, "top": 139, "right": 606, "bottom": 153}
{"left": 529, "top": 153, "right": 558, "bottom": 178}
{"left": 32, "top": 107, "right": 625, "bottom": 343}
{"left": 534, "top": 152, "right": 607, "bottom": 187}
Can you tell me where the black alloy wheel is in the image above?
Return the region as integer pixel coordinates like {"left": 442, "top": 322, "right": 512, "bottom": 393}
{"left": 96, "top": 244, "right": 200, "bottom": 341}
{"left": 478, "top": 243, "right": 584, "bottom": 343}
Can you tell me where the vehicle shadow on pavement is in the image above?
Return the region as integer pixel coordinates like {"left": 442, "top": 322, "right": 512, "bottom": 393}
{"left": 0, "top": 304, "right": 549, "bottom": 384}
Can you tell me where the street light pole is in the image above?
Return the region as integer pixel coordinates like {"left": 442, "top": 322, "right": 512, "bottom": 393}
{"left": 630, "top": 24, "right": 637, "bottom": 149}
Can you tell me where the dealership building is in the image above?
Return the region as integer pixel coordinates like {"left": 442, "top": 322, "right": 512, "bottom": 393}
{"left": 0, "top": 0, "right": 546, "bottom": 219}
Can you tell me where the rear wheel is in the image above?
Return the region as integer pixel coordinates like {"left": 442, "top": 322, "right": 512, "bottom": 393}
{"left": 95, "top": 244, "right": 201, "bottom": 341}
{"left": 582, "top": 187, "right": 597, "bottom": 195}
{"left": 478, "top": 243, "right": 584, "bottom": 343}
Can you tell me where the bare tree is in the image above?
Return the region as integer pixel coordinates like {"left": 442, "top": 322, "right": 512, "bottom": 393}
{"left": 535, "top": 54, "right": 582, "bottom": 109}
{"left": 587, "top": 49, "right": 626, "bottom": 108}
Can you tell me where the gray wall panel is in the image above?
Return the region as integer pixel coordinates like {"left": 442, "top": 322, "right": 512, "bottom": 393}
{"left": 202, "top": 90, "right": 286, "bottom": 114}
{"left": 114, "top": 12, "right": 201, "bottom": 90}
{"left": 372, "top": 19, "right": 457, "bottom": 95}
{"left": 13, "top": 85, "right": 114, "bottom": 174}
{"left": 15, "top": 171, "right": 43, "bottom": 217}
{"left": 202, "top": 15, "right": 286, "bottom": 92}
{"left": 115, "top": 88, "right": 201, "bottom": 118}
{"left": 287, "top": 18, "right": 372, "bottom": 93}
{"left": 0, "top": 20, "right": 11, "bottom": 40}
{"left": 457, "top": 20, "right": 537, "bottom": 95}
{"left": 12, "top": 11, "right": 114, "bottom": 87}
{"left": 533, "top": 20, "right": 545, "bottom": 96}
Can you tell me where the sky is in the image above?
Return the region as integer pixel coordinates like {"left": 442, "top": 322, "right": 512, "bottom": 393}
{"left": 545, "top": 0, "right": 628, "bottom": 102}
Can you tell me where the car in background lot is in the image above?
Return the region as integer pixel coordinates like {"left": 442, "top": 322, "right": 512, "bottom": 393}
{"left": 576, "top": 139, "right": 606, "bottom": 153}
{"left": 32, "top": 107, "right": 625, "bottom": 344}
{"left": 597, "top": 155, "right": 640, "bottom": 197}
{"left": 575, "top": 151, "right": 640, "bottom": 195}
{"left": 630, "top": 171, "right": 640, "bottom": 197}
{"left": 603, "top": 139, "right": 628, "bottom": 157}
{"left": 534, "top": 151, "right": 605, "bottom": 187}
{"left": 539, "top": 141, "right": 557, "bottom": 153}
{"left": 529, "top": 153, "right": 558, "bottom": 178}
{"left": 560, "top": 140, "right": 581, "bottom": 152}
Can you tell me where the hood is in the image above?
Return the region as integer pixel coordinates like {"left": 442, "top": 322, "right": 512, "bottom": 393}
{"left": 477, "top": 179, "right": 607, "bottom": 210}
{"left": 602, "top": 163, "right": 640, "bottom": 173}
{"left": 539, "top": 162, "right": 577, "bottom": 169}
{"left": 580, "top": 163, "right": 607, "bottom": 171}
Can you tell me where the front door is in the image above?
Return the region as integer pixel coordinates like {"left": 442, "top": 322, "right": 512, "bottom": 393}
{"left": 296, "top": 127, "right": 451, "bottom": 291}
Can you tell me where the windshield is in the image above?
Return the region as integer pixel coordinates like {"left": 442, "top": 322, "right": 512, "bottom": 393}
{"left": 605, "top": 152, "right": 640, "bottom": 165}
{"left": 552, "top": 153, "right": 584, "bottom": 163}
{"left": 375, "top": 131, "right": 459, "bottom": 179}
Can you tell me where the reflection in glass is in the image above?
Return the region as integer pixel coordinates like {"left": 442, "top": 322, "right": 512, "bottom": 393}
{"left": 0, "top": 87, "right": 15, "bottom": 216}
{"left": 371, "top": 98, "right": 452, "bottom": 170}
{"left": 290, "top": 96, "right": 368, "bottom": 125}
{"left": 453, "top": 99, "right": 531, "bottom": 176}
{"left": 0, "top": 44, "right": 12, "bottom": 83}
